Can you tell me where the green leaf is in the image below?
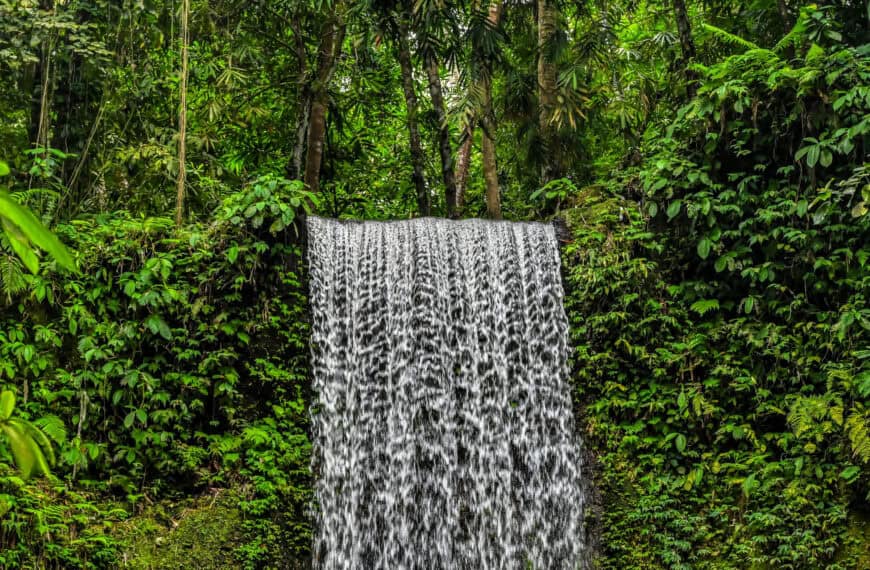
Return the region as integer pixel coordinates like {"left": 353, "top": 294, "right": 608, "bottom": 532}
{"left": 0, "top": 390, "right": 14, "bottom": 421}
{"left": 819, "top": 150, "right": 833, "bottom": 168}
{"left": 741, "top": 473, "right": 758, "bottom": 498}
{"left": 667, "top": 200, "right": 682, "bottom": 220}
{"left": 145, "top": 315, "right": 172, "bottom": 340}
{"left": 0, "top": 421, "right": 49, "bottom": 478}
{"left": 1, "top": 424, "right": 35, "bottom": 478}
{"left": 675, "top": 434, "right": 687, "bottom": 453}
{"left": 697, "top": 238, "right": 712, "bottom": 259}
{"left": 806, "top": 145, "right": 820, "bottom": 168}
{"left": 840, "top": 465, "right": 860, "bottom": 482}
{"left": 0, "top": 191, "right": 75, "bottom": 271}
{"left": 690, "top": 299, "right": 720, "bottom": 315}
{"left": 855, "top": 370, "right": 870, "bottom": 398}
{"left": 3, "top": 219, "right": 39, "bottom": 273}
{"left": 157, "top": 319, "right": 171, "bottom": 340}
{"left": 0, "top": 161, "right": 10, "bottom": 176}
{"left": 0, "top": 496, "right": 11, "bottom": 518}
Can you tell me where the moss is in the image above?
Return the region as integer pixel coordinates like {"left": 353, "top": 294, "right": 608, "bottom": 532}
{"left": 837, "top": 511, "right": 870, "bottom": 568}
{"left": 117, "top": 490, "right": 245, "bottom": 569}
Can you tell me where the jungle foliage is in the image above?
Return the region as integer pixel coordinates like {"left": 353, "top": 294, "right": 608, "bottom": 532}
{"left": 0, "top": 0, "right": 867, "bottom": 568}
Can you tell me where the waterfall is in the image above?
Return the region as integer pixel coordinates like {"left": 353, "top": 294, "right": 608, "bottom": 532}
{"left": 307, "top": 216, "right": 587, "bottom": 570}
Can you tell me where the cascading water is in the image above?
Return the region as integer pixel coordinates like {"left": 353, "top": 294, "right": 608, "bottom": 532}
{"left": 307, "top": 216, "right": 587, "bottom": 570}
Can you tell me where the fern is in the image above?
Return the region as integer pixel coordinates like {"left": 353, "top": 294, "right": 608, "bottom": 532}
{"left": 773, "top": 10, "right": 809, "bottom": 54}
{"left": 845, "top": 406, "right": 870, "bottom": 463}
{"left": 788, "top": 394, "right": 841, "bottom": 439}
{"left": 701, "top": 24, "right": 760, "bottom": 52}
{"left": 689, "top": 299, "right": 719, "bottom": 315}
{"left": 0, "top": 250, "right": 27, "bottom": 302}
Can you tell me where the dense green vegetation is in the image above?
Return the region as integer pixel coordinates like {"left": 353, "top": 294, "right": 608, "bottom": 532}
{"left": 0, "top": 0, "right": 867, "bottom": 568}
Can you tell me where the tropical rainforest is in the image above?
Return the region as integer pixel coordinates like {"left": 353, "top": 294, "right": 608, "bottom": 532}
{"left": 0, "top": 0, "right": 868, "bottom": 568}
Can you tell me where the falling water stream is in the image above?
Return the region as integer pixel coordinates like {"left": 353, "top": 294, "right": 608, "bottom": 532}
{"left": 307, "top": 216, "right": 586, "bottom": 570}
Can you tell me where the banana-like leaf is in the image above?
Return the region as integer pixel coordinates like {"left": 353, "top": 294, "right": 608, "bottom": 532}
{"left": 17, "top": 418, "right": 56, "bottom": 467}
{"left": 0, "top": 190, "right": 76, "bottom": 272}
{"left": 0, "top": 390, "right": 13, "bottom": 421}
{"left": 1, "top": 419, "right": 53, "bottom": 478}
{"left": 2, "top": 219, "right": 39, "bottom": 273}
{"left": 1, "top": 423, "right": 37, "bottom": 478}
{"left": 34, "top": 415, "right": 67, "bottom": 446}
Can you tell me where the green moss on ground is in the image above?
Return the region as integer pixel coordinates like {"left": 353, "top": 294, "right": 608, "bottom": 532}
{"left": 117, "top": 490, "right": 245, "bottom": 569}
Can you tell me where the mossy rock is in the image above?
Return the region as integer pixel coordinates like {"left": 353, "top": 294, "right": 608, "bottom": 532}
{"left": 117, "top": 490, "right": 245, "bottom": 569}
{"left": 837, "top": 511, "right": 870, "bottom": 568}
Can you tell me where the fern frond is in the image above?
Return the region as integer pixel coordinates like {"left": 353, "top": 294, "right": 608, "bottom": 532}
{"left": 846, "top": 406, "right": 870, "bottom": 463}
{"left": 773, "top": 12, "right": 808, "bottom": 54}
{"left": 0, "top": 250, "right": 27, "bottom": 302}
{"left": 702, "top": 24, "right": 760, "bottom": 52}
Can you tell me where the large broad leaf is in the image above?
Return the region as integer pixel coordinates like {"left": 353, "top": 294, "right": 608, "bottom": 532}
{"left": 6, "top": 419, "right": 52, "bottom": 476}
{"left": 0, "top": 190, "right": 76, "bottom": 272}
{"left": 1, "top": 423, "right": 37, "bottom": 478}
{"left": 0, "top": 390, "right": 14, "bottom": 421}
{"left": 2, "top": 218, "right": 39, "bottom": 273}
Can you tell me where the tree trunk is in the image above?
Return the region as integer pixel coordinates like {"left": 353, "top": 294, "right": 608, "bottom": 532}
{"left": 424, "top": 51, "right": 458, "bottom": 218}
{"left": 304, "top": 12, "right": 345, "bottom": 194}
{"left": 776, "top": 0, "right": 794, "bottom": 28}
{"left": 290, "top": 93, "right": 311, "bottom": 180}
{"left": 481, "top": 2, "right": 502, "bottom": 218}
{"left": 537, "top": 0, "right": 560, "bottom": 183}
{"left": 673, "top": 0, "right": 697, "bottom": 98}
{"left": 28, "top": 0, "right": 54, "bottom": 149}
{"left": 454, "top": 129, "right": 473, "bottom": 212}
{"left": 481, "top": 127, "right": 500, "bottom": 217}
{"left": 175, "top": 0, "right": 190, "bottom": 226}
{"left": 396, "top": 13, "right": 430, "bottom": 216}
{"left": 287, "top": 15, "right": 310, "bottom": 180}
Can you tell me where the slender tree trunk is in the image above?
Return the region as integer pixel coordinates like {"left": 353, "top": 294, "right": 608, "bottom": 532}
{"left": 175, "top": 0, "right": 190, "bottom": 226}
{"left": 454, "top": 130, "right": 473, "bottom": 211}
{"left": 290, "top": 93, "right": 311, "bottom": 179}
{"left": 481, "top": 87, "right": 500, "bottom": 218}
{"left": 775, "top": 0, "right": 795, "bottom": 60}
{"left": 28, "top": 0, "right": 53, "bottom": 149}
{"left": 304, "top": 12, "right": 345, "bottom": 194}
{"left": 672, "top": 0, "right": 697, "bottom": 98}
{"left": 424, "top": 52, "right": 458, "bottom": 218}
{"left": 481, "top": 1, "right": 502, "bottom": 218}
{"left": 287, "top": 15, "right": 310, "bottom": 180}
{"left": 537, "top": 0, "right": 560, "bottom": 183}
{"left": 396, "top": 13, "right": 430, "bottom": 216}
{"left": 776, "top": 0, "right": 794, "bottom": 28}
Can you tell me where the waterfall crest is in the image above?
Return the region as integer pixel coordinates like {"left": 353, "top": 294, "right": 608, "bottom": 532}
{"left": 307, "top": 216, "right": 586, "bottom": 569}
